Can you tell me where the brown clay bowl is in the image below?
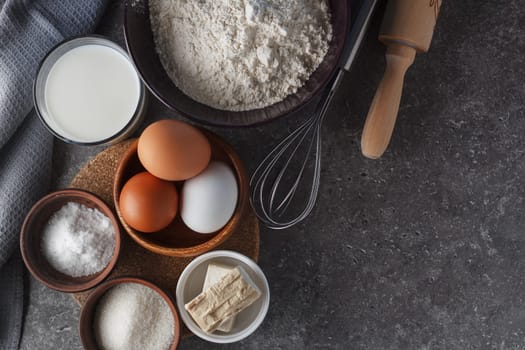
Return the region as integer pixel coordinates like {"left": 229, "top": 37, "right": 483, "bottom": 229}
{"left": 79, "top": 276, "right": 181, "bottom": 350}
{"left": 113, "top": 129, "right": 249, "bottom": 257}
{"left": 20, "top": 189, "right": 121, "bottom": 292}
{"left": 124, "top": 0, "right": 349, "bottom": 127}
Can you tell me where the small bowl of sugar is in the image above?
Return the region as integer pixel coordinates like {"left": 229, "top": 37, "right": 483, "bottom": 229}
{"left": 20, "top": 189, "right": 121, "bottom": 292}
{"left": 79, "top": 277, "right": 180, "bottom": 350}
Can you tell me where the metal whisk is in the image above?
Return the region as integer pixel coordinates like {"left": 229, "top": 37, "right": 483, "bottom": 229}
{"left": 250, "top": 0, "right": 378, "bottom": 229}
{"left": 250, "top": 71, "right": 343, "bottom": 229}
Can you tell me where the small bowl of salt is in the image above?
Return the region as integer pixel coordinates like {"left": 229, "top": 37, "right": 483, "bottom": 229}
{"left": 79, "top": 277, "right": 180, "bottom": 350}
{"left": 20, "top": 189, "right": 121, "bottom": 292}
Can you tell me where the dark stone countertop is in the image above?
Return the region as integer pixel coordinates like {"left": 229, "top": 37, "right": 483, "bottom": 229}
{"left": 19, "top": 0, "right": 525, "bottom": 349}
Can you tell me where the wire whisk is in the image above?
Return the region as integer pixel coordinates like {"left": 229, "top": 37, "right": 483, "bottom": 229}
{"left": 250, "top": 72, "right": 343, "bottom": 230}
{"left": 249, "top": 0, "right": 378, "bottom": 229}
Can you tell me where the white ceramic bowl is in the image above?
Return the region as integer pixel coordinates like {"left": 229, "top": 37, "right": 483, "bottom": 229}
{"left": 176, "top": 250, "right": 270, "bottom": 343}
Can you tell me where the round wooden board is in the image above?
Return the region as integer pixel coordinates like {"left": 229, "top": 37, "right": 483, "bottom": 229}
{"left": 69, "top": 139, "right": 260, "bottom": 336}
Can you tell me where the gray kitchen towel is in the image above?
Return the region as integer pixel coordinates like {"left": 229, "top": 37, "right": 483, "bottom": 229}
{"left": 0, "top": 251, "right": 24, "bottom": 350}
{"left": 0, "top": 0, "right": 109, "bottom": 348}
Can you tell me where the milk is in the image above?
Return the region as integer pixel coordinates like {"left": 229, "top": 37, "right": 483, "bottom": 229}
{"left": 43, "top": 44, "right": 141, "bottom": 143}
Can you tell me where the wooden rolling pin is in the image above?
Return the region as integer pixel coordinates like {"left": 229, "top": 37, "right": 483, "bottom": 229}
{"left": 361, "top": 0, "right": 442, "bottom": 159}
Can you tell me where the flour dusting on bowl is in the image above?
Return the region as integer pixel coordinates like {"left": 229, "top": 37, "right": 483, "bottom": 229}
{"left": 149, "top": 0, "right": 333, "bottom": 111}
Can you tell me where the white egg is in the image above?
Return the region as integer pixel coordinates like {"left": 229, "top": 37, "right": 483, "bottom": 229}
{"left": 181, "top": 161, "right": 238, "bottom": 234}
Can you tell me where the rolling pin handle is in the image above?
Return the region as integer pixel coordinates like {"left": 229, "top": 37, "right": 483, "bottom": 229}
{"left": 360, "top": 43, "right": 416, "bottom": 159}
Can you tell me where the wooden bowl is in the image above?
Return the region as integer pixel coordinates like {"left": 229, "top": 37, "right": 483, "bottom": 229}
{"left": 123, "top": 0, "right": 349, "bottom": 127}
{"left": 79, "top": 277, "right": 181, "bottom": 349}
{"left": 20, "top": 189, "right": 121, "bottom": 292}
{"left": 113, "top": 129, "right": 249, "bottom": 257}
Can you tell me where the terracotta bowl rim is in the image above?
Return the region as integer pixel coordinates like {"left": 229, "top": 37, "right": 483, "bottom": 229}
{"left": 113, "top": 129, "right": 248, "bottom": 257}
{"left": 20, "top": 188, "right": 121, "bottom": 293}
{"left": 79, "top": 276, "right": 181, "bottom": 350}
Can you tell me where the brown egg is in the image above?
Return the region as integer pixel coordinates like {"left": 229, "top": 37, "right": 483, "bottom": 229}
{"left": 137, "top": 119, "right": 211, "bottom": 181}
{"left": 119, "top": 172, "right": 178, "bottom": 232}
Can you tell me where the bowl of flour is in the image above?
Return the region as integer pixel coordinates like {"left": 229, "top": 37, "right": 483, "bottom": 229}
{"left": 124, "top": 0, "right": 349, "bottom": 126}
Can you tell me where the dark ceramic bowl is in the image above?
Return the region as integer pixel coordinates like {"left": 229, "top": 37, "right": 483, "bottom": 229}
{"left": 113, "top": 130, "right": 249, "bottom": 257}
{"left": 20, "top": 189, "right": 121, "bottom": 293}
{"left": 79, "top": 277, "right": 181, "bottom": 350}
{"left": 123, "top": 0, "right": 349, "bottom": 127}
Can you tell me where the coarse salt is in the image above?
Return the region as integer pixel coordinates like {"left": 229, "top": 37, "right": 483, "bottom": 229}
{"left": 94, "top": 283, "right": 175, "bottom": 350}
{"left": 41, "top": 202, "right": 115, "bottom": 277}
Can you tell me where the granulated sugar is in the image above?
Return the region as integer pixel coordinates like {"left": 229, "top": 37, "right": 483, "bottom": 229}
{"left": 150, "top": 0, "right": 332, "bottom": 111}
{"left": 41, "top": 202, "right": 115, "bottom": 277}
{"left": 94, "top": 283, "right": 175, "bottom": 350}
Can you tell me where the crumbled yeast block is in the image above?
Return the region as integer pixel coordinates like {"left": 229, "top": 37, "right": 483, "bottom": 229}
{"left": 202, "top": 263, "right": 236, "bottom": 332}
{"left": 186, "top": 266, "right": 261, "bottom": 333}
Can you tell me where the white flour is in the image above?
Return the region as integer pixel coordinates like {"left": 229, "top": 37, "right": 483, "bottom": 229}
{"left": 150, "top": 0, "right": 332, "bottom": 111}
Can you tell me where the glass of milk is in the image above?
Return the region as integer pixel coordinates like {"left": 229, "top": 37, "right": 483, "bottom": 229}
{"left": 34, "top": 36, "right": 147, "bottom": 145}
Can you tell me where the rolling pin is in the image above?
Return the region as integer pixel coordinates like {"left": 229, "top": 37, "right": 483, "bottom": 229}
{"left": 361, "top": 0, "right": 442, "bottom": 159}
